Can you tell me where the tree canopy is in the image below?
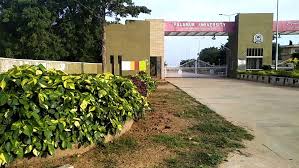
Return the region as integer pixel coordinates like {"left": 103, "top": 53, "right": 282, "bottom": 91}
{"left": 198, "top": 44, "right": 227, "bottom": 66}
{"left": 0, "top": 0, "right": 151, "bottom": 62}
{"left": 272, "top": 43, "right": 282, "bottom": 60}
{"left": 180, "top": 59, "right": 196, "bottom": 67}
{"left": 180, "top": 43, "right": 228, "bottom": 67}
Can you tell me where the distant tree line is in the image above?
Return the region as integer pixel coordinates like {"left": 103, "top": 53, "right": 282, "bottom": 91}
{"left": 0, "top": 0, "right": 150, "bottom": 63}
{"left": 180, "top": 43, "right": 228, "bottom": 67}
{"left": 180, "top": 41, "right": 292, "bottom": 67}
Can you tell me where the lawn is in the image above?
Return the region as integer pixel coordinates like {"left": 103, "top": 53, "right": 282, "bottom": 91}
{"left": 10, "top": 81, "right": 253, "bottom": 168}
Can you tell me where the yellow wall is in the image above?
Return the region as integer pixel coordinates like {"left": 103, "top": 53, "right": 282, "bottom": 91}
{"left": 237, "top": 13, "right": 273, "bottom": 66}
{"left": 105, "top": 20, "right": 164, "bottom": 78}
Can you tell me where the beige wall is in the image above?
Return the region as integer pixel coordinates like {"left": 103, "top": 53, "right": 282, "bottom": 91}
{"left": 149, "top": 19, "right": 165, "bottom": 79}
{"left": 149, "top": 19, "right": 164, "bottom": 57}
{"left": 0, "top": 57, "right": 102, "bottom": 74}
{"left": 105, "top": 19, "right": 164, "bottom": 78}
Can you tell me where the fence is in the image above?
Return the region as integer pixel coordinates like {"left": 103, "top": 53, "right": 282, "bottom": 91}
{"left": 0, "top": 57, "right": 102, "bottom": 74}
{"left": 165, "top": 66, "right": 227, "bottom": 78}
{"left": 165, "top": 59, "right": 227, "bottom": 78}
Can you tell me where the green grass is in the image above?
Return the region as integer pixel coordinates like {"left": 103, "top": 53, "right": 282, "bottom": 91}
{"left": 166, "top": 151, "right": 223, "bottom": 168}
{"left": 102, "top": 136, "right": 138, "bottom": 153}
{"left": 151, "top": 134, "right": 192, "bottom": 148}
{"left": 151, "top": 87, "right": 254, "bottom": 168}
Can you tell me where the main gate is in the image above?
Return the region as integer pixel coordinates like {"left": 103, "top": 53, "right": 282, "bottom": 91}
{"left": 165, "top": 59, "right": 227, "bottom": 78}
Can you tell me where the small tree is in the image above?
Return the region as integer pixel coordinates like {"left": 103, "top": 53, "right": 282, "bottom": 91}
{"left": 292, "top": 53, "right": 299, "bottom": 59}
{"left": 287, "top": 57, "right": 299, "bottom": 70}
{"left": 198, "top": 47, "right": 225, "bottom": 65}
{"left": 272, "top": 43, "right": 282, "bottom": 60}
{"left": 180, "top": 59, "right": 196, "bottom": 67}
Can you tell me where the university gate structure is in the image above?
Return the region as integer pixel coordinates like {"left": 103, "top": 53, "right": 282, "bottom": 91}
{"left": 103, "top": 13, "right": 299, "bottom": 79}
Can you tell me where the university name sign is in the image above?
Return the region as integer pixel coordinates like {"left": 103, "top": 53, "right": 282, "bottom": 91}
{"left": 165, "top": 20, "right": 299, "bottom": 35}
{"left": 172, "top": 22, "right": 227, "bottom": 28}
{"left": 164, "top": 21, "right": 236, "bottom": 33}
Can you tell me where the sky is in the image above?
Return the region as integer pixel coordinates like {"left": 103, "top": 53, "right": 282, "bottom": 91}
{"left": 124, "top": 0, "right": 299, "bottom": 66}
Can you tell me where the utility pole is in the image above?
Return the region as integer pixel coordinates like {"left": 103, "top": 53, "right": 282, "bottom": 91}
{"left": 195, "top": 58, "right": 198, "bottom": 74}
{"left": 275, "top": 0, "right": 279, "bottom": 70}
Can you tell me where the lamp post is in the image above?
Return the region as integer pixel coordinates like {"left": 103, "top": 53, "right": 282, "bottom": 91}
{"left": 275, "top": 0, "right": 279, "bottom": 70}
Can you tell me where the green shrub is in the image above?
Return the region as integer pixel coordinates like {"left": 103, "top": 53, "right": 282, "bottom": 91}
{"left": 237, "top": 70, "right": 246, "bottom": 74}
{"left": 130, "top": 76, "right": 148, "bottom": 97}
{"left": 290, "top": 71, "right": 299, "bottom": 78}
{"left": 261, "top": 65, "right": 272, "bottom": 70}
{"left": 134, "top": 71, "right": 157, "bottom": 94}
{"left": 244, "top": 70, "right": 252, "bottom": 75}
{"left": 251, "top": 71, "right": 260, "bottom": 75}
{"left": 275, "top": 70, "right": 292, "bottom": 77}
{"left": 237, "top": 70, "right": 299, "bottom": 78}
{"left": 255, "top": 71, "right": 267, "bottom": 76}
{"left": 0, "top": 65, "right": 148, "bottom": 165}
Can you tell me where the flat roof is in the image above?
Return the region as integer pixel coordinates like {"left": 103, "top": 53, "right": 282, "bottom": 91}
{"left": 281, "top": 44, "right": 299, "bottom": 48}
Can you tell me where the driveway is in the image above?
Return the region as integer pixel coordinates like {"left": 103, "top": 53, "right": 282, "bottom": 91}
{"left": 167, "top": 78, "right": 299, "bottom": 168}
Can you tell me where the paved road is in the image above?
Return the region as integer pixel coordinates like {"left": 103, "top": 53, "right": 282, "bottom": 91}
{"left": 167, "top": 78, "right": 299, "bottom": 168}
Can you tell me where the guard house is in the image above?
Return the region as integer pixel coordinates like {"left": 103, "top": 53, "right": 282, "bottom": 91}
{"left": 104, "top": 13, "right": 299, "bottom": 78}
{"left": 228, "top": 13, "right": 273, "bottom": 77}
{"left": 104, "top": 19, "right": 165, "bottom": 79}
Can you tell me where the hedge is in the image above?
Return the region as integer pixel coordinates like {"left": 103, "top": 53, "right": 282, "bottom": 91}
{"left": 0, "top": 65, "right": 152, "bottom": 166}
{"left": 238, "top": 70, "right": 299, "bottom": 79}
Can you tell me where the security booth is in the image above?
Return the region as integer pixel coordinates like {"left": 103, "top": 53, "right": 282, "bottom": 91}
{"left": 228, "top": 13, "right": 273, "bottom": 77}
{"left": 104, "top": 19, "right": 165, "bottom": 79}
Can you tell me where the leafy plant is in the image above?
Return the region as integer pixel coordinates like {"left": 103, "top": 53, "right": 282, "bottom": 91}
{"left": 0, "top": 64, "right": 148, "bottom": 166}
{"left": 237, "top": 70, "right": 246, "bottom": 75}
{"left": 130, "top": 77, "right": 148, "bottom": 97}
{"left": 290, "top": 71, "right": 299, "bottom": 78}
{"left": 237, "top": 69, "right": 299, "bottom": 79}
{"left": 287, "top": 58, "right": 299, "bottom": 70}
{"left": 262, "top": 65, "right": 272, "bottom": 70}
{"left": 134, "top": 71, "right": 157, "bottom": 93}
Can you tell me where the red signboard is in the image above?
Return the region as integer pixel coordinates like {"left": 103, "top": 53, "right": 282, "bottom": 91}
{"left": 164, "top": 21, "right": 236, "bottom": 33}
{"left": 273, "top": 20, "right": 299, "bottom": 32}
{"left": 165, "top": 21, "right": 299, "bottom": 34}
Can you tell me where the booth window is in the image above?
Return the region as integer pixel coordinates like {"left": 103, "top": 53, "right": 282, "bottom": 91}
{"left": 118, "top": 56, "right": 122, "bottom": 76}
{"left": 247, "top": 48, "right": 264, "bottom": 56}
{"left": 246, "top": 58, "right": 263, "bottom": 70}
{"left": 246, "top": 48, "right": 264, "bottom": 70}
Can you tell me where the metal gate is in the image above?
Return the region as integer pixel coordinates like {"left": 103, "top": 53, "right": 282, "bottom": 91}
{"left": 165, "top": 60, "right": 227, "bottom": 78}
